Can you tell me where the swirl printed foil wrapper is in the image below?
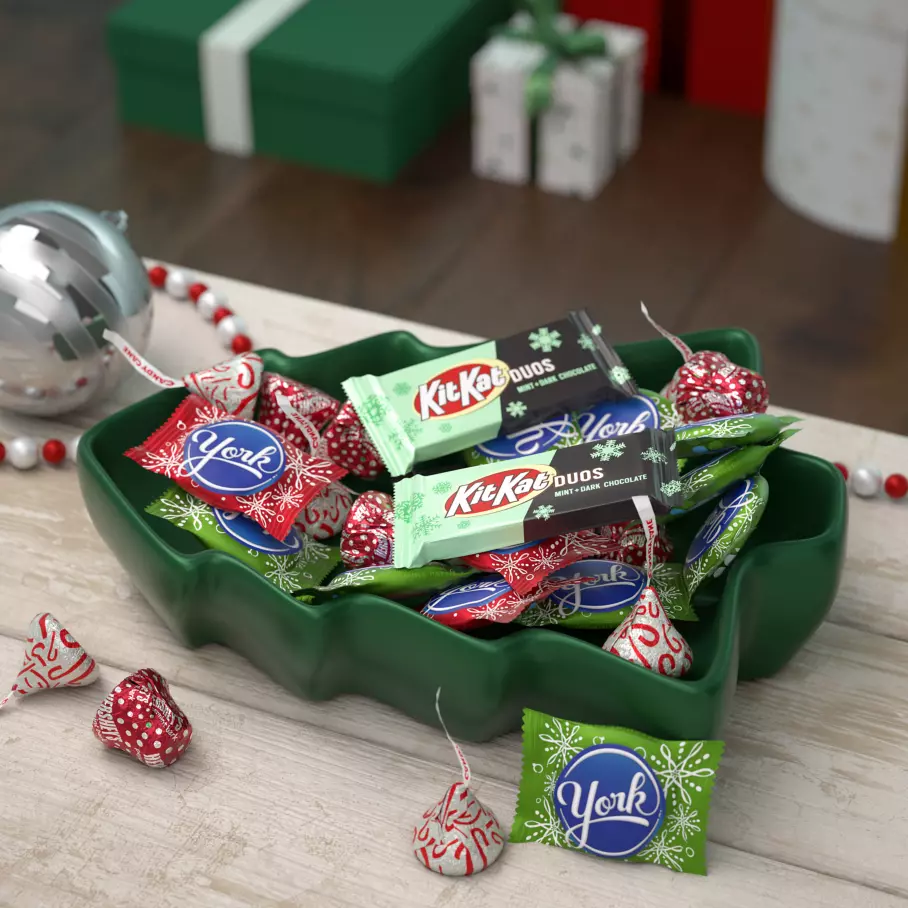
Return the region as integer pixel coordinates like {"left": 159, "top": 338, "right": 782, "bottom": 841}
{"left": 511, "top": 709, "right": 724, "bottom": 875}
{"left": 344, "top": 309, "right": 636, "bottom": 477}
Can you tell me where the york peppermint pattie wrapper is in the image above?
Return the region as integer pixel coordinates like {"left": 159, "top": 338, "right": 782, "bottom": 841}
{"left": 462, "top": 389, "right": 675, "bottom": 467}
{"left": 146, "top": 486, "right": 340, "bottom": 594}
{"left": 393, "top": 429, "right": 681, "bottom": 569}
{"left": 305, "top": 562, "right": 479, "bottom": 601}
{"left": 683, "top": 475, "right": 769, "bottom": 596}
{"left": 342, "top": 310, "right": 636, "bottom": 477}
{"left": 673, "top": 413, "right": 800, "bottom": 458}
{"left": 511, "top": 708, "right": 724, "bottom": 875}
{"left": 667, "top": 430, "right": 796, "bottom": 518}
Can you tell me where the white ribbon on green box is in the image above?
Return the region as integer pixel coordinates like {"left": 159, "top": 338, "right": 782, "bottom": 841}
{"left": 199, "top": 0, "right": 311, "bottom": 156}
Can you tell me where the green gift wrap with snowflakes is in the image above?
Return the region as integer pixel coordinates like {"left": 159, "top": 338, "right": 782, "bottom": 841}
{"left": 511, "top": 709, "right": 724, "bottom": 875}
{"left": 147, "top": 486, "right": 340, "bottom": 593}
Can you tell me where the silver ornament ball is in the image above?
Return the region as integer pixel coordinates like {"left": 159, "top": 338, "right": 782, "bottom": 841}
{"left": 851, "top": 465, "right": 882, "bottom": 498}
{"left": 0, "top": 200, "right": 153, "bottom": 416}
{"left": 8, "top": 436, "right": 38, "bottom": 470}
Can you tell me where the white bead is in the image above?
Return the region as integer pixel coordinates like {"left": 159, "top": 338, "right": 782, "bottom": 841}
{"left": 197, "top": 289, "right": 225, "bottom": 321}
{"left": 8, "top": 437, "right": 38, "bottom": 470}
{"left": 69, "top": 435, "right": 81, "bottom": 463}
{"left": 852, "top": 465, "right": 883, "bottom": 498}
{"left": 216, "top": 315, "right": 247, "bottom": 347}
{"left": 164, "top": 269, "right": 192, "bottom": 300}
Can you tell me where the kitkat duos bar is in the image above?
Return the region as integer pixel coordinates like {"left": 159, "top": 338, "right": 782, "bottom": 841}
{"left": 393, "top": 429, "right": 681, "bottom": 569}
{"left": 342, "top": 309, "right": 636, "bottom": 476}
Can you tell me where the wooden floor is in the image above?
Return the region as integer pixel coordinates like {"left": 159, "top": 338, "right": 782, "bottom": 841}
{"left": 2, "top": 0, "right": 904, "bottom": 432}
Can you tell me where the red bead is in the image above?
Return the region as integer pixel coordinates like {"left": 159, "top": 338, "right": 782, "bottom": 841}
{"left": 834, "top": 463, "right": 849, "bottom": 481}
{"left": 231, "top": 334, "right": 253, "bottom": 354}
{"left": 0, "top": 442, "right": 5, "bottom": 464}
{"left": 884, "top": 473, "right": 908, "bottom": 499}
{"left": 213, "top": 307, "right": 232, "bottom": 325}
{"left": 188, "top": 282, "right": 208, "bottom": 303}
{"left": 148, "top": 265, "right": 168, "bottom": 288}
{"left": 42, "top": 439, "right": 66, "bottom": 465}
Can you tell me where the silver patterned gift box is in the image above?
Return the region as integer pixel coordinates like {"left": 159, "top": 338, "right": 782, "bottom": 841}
{"left": 471, "top": 13, "right": 645, "bottom": 200}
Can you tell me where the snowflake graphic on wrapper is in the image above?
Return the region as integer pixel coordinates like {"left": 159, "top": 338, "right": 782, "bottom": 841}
{"left": 637, "top": 741, "right": 716, "bottom": 807}
{"left": 507, "top": 400, "right": 528, "bottom": 419}
{"left": 457, "top": 519, "right": 471, "bottom": 530}
{"left": 412, "top": 515, "right": 441, "bottom": 539}
{"left": 439, "top": 423, "right": 453, "bottom": 434}
{"left": 328, "top": 568, "right": 378, "bottom": 589}
{"left": 539, "top": 716, "right": 583, "bottom": 766}
{"left": 641, "top": 446, "right": 667, "bottom": 464}
{"left": 639, "top": 829, "right": 689, "bottom": 873}
{"left": 392, "top": 381, "right": 412, "bottom": 397}
{"left": 271, "top": 484, "right": 307, "bottom": 511}
{"left": 532, "top": 504, "right": 556, "bottom": 522}
{"left": 577, "top": 324, "right": 602, "bottom": 351}
{"left": 299, "top": 535, "right": 333, "bottom": 561}
{"left": 591, "top": 440, "right": 625, "bottom": 462}
{"left": 244, "top": 493, "right": 276, "bottom": 525}
{"left": 521, "top": 793, "right": 570, "bottom": 848}
{"left": 431, "top": 481, "right": 452, "bottom": 495}
{"left": 609, "top": 365, "right": 632, "bottom": 386}
{"left": 402, "top": 418, "right": 423, "bottom": 441}
{"left": 156, "top": 492, "right": 210, "bottom": 532}
{"left": 263, "top": 556, "right": 299, "bottom": 593}
{"left": 387, "top": 430, "right": 406, "bottom": 452}
{"left": 661, "top": 479, "right": 684, "bottom": 498}
{"left": 360, "top": 394, "right": 390, "bottom": 426}
{"left": 143, "top": 441, "right": 186, "bottom": 477}
{"left": 528, "top": 327, "right": 562, "bottom": 353}
{"left": 396, "top": 493, "right": 424, "bottom": 524}
{"left": 666, "top": 804, "right": 701, "bottom": 842}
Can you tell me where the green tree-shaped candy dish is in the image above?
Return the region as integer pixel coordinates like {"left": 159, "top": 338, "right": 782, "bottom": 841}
{"left": 78, "top": 328, "right": 846, "bottom": 742}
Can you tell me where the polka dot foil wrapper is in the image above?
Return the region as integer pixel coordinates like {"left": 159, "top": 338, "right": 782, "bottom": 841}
{"left": 322, "top": 402, "right": 385, "bottom": 479}
{"left": 93, "top": 668, "right": 192, "bottom": 767}
{"left": 340, "top": 490, "right": 394, "bottom": 567}
{"left": 664, "top": 351, "right": 768, "bottom": 424}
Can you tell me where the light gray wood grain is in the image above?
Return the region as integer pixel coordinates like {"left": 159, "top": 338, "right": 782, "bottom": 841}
{"left": 1, "top": 638, "right": 905, "bottom": 908}
{"left": 1, "top": 268, "right": 906, "bottom": 905}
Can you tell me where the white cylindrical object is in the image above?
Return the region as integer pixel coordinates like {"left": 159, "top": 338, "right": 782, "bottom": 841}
{"left": 765, "top": 0, "right": 908, "bottom": 241}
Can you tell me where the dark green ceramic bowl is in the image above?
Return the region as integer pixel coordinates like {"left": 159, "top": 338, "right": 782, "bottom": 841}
{"left": 78, "top": 329, "right": 847, "bottom": 742}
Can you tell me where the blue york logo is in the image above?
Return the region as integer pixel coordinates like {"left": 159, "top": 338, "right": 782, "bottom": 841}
{"left": 555, "top": 745, "right": 665, "bottom": 857}
{"left": 182, "top": 421, "right": 285, "bottom": 495}
{"left": 475, "top": 414, "right": 578, "bottom": 460}
{"left": 547, "top": 559, "right": 646, "bottom": 615}
{"left": 577, "top": 395, "right": 659, "bottom": 442}
{"left": 686, "top": 477, "right": 755, "bottom": 565}
{"left": 423, "top": 578, "right": 511, "bottom": 616}
{"left": 213, "top": 508, "right": 302, "bottom": 556}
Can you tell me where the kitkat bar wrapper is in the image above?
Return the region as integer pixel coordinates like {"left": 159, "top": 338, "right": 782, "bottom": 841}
{"left": 511, "top": 708, "right": 723, "bottom": 874}
{"left": 147, "top": 486, "right": 340, "bottom": 593}
{"left": 126, "top": 394, "right": 346, "bottom": 540}
{"left": 343, "top": 309, "right": 636, "bottom": 477}
{"left": 393, "top": 429, "right": 681, "bottom": 570}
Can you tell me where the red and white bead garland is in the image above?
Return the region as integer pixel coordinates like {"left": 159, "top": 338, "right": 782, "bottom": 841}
{"left": 0, "top": 436, "right": 78, "bottom": 470}
{"left": 147, "top": 265, "right": 254, "bottom": 355}
{"left": 834, "top": 463, "right": 908, "bottom": 501}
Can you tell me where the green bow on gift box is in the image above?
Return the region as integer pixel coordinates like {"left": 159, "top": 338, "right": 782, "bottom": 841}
{"left": 495, "top": 0, "right": 608, "bottom": 116}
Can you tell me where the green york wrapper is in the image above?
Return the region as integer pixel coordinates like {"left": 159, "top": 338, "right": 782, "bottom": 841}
{"left": 393, "top": 429, "right": 681, "bottom": 569}
{"left": 511, "top": 708, "right": 724, "bottom": 875}
{"left": 683, "top": 475, "right": 769, "bottom": 597}
{"left": 343, "top": 309, "right": 636, "bottom": 477}
{"left": 305, "top": 562, "right": 478, "bottom": 600}
{"left": 673, "top": 413, "right": 800, "bottom": 458}
{"left": 147, "top": 486, "right": 340, "bottom": 593}
{"left": 666, "top": 429, "right": 796, "bottom": 519}
{"left": 516, "top": 561, "right": 695, "bottom": 629}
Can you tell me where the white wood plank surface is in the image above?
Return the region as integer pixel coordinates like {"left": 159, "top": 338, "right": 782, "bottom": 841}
{"left": 1, "top": 266, "right": 907, "bottom": 905}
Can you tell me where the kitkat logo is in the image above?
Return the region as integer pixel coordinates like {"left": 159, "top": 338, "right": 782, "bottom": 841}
{"left": 415, "top": 358, "right": 509, "bottom": 421}
{"left": 444, "top": 465, "right": 556, "bottom": 517}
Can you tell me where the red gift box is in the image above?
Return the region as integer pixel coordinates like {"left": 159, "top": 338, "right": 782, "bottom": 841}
{"left": 563, "top": 0, "right": 663, "bottom": 91}
{"left": 685, "top": 0, "right": 775, "bottom": 115}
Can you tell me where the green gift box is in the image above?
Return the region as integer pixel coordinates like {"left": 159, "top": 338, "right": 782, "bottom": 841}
{"left": 108, "top": 0, "right": 511, "bottom": 182}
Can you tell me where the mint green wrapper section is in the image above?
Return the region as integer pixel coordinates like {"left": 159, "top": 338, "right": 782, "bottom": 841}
{"left": 517, "top": 562, "right": 696, "bottom": 629}
{"left": 673, "top": 413, "right": 800, "bottom": 458}
{"left": 344, "top": 341, "right": 503, "bottom": 477}
{"left": 146, "top": 486, "right": 340, "bottom": 594}
{"left": 303, "top": 562, "right": 479, "bottom": 601}
{"left": 511, "top": 708, "right": 724, "bottom": 875}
